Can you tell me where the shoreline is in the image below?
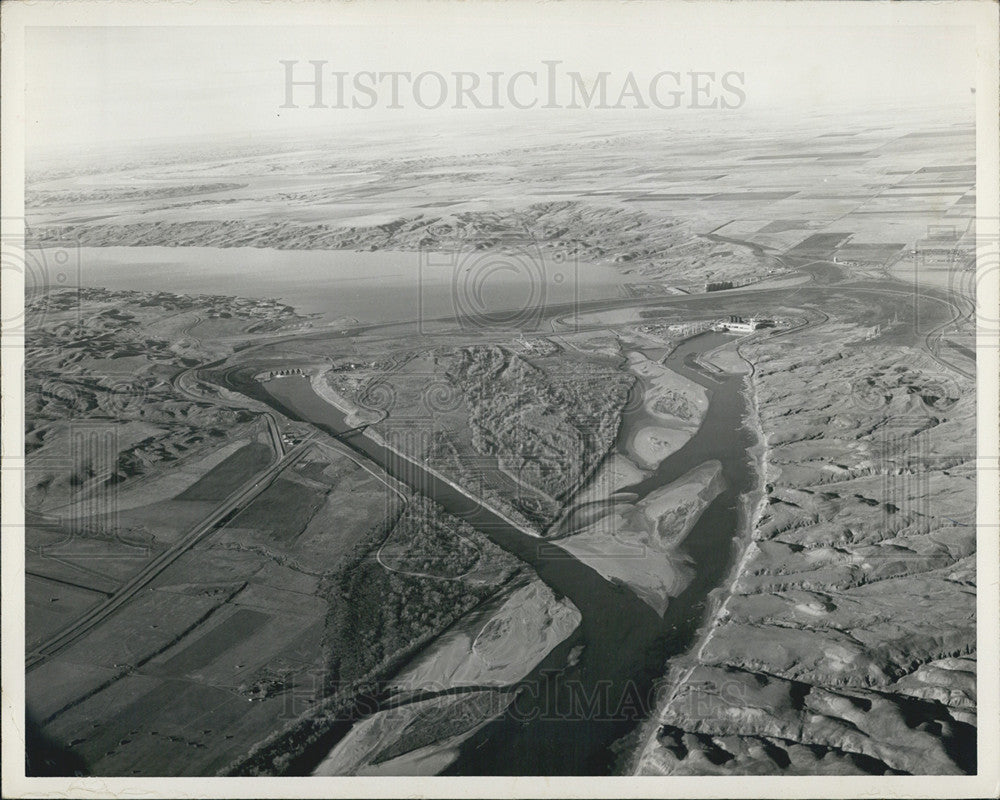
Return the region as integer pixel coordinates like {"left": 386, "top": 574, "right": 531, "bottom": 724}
{"left": 308, "top": 369, "right": 383, "bottom": 429}
{"left": 626, "top": 342, "right": 768, "bottom": 775}
{"left": 264, "top": 338, "right": 769, "bottom": 776}
{"left": 303, "top": 368, "right": 550, "bottom": 540}
{"left": 292, "top": 370, "right": 547, "bottom": 541}
{"left": 364, "top": 426, "right": 545, "bottom": 541}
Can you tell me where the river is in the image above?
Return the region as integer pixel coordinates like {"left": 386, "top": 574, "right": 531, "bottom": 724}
{"left": 234, "top": 329, "right": 757, "bottom": 776}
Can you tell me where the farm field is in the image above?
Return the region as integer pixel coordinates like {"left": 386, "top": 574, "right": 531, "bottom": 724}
{"left": 29, "top": 433, "right": 513, "bottom": 776}
{"left": 22, "top": 96, "right": 981, "bottom": 780}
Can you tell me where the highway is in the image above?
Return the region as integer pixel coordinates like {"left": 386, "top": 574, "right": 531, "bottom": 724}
{"left": 26, "top": 433, "right": 316, "bottom": 671}
{"left": 31, "top": 256, "right": 974, "bottom": 671}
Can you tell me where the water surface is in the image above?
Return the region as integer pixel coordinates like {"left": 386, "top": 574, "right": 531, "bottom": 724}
{"left": 251, "top": 330, "right": 756, "bottom": 775}
{"left": 48, "top": 246, "right": 638, "bottom": 324}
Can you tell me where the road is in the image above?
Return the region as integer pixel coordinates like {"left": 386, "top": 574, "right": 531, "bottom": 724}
{"left": 170, "top": 362, "right": 285, "bottom": 457}
{"left": 31, "top": 255, "right": 973, "bottom": 671}
{"left": 165, "top": 251, "right": 973, "bottom": 394}
{"left": 26, "top": 433, "right": 317, "bottom": 671}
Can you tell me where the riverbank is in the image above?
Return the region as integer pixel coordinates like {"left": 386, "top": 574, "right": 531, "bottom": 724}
{"left": 239, "top": 330, "right": 762, "bottom": 777}
{"left": 369, "top": 425, "right": 545, "bottom": 540}
{"left": 629, "top": 343, "right": 768, "bottom": 773}
{"left": 557, "top": 460, "right": 727, "bottom": 615}
{"left": 309, "top": 370, "right": 382, "bottom": 428}
{"left": 629, "top": 317, "right": 977, "bottom": 776}
{"left": 314, "top": 578, "right": 581, "bottom": 776}
{"left": 624, "top": 351, "right": 709, "bottom": 470}
{"left": 312, "top": 689, "right": 518, "bottom": 777}
{"left": 389, "top": 578, "right": 581, "bottom": 692}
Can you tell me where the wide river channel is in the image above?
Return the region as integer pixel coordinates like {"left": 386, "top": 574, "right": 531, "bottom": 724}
{"left": 236, "top": 329, "right": 757, "bottom": 775}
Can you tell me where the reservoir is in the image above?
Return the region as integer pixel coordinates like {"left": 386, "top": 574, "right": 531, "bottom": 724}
{"left": 233, "top": 329, "right": 757, "bottom": 775}
{"left": 46, "top": 246, "right": 641, "bottom": 325}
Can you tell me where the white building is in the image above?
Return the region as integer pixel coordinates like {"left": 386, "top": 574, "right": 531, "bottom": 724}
{"left": 720, "top": 317, "right": 758, "bottom": 334}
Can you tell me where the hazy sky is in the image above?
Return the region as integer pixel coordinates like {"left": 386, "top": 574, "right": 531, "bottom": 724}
{"left": 26, "top": 19, "right": 977, "bottom": 155}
